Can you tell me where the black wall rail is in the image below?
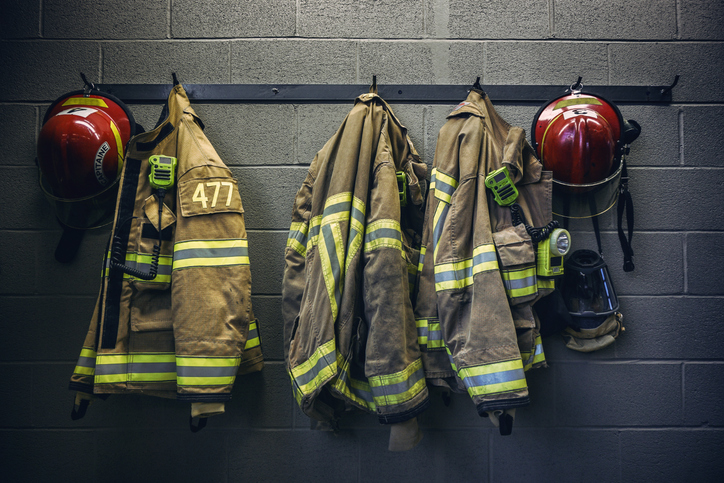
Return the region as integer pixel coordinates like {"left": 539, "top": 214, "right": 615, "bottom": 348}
{"left": 96, "top": 82, "right": 676, "bottom": 104}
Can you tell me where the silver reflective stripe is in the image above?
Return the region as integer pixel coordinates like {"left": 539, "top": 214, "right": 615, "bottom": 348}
{"left": 176, "top": 365, "right": 238, "bottom": 377}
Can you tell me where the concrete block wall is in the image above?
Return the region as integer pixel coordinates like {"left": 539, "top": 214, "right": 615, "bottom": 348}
{"left": 1, "top": 1, "right": 722, "bottom": 481}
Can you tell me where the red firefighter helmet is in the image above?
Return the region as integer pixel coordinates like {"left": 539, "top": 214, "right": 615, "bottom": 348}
{"left": 531, "top": 89, "right": 634, "bottom": 218}
{"left": 37, "top": 90, "right": 137, "bottom": 228}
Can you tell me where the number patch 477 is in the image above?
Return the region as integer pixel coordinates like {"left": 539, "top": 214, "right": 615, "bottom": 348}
{"left": 192, "top": 181, "right": 234, "bottom": 208}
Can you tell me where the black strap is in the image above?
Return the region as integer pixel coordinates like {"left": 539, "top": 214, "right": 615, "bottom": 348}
{"left": 591, "top": 214, "right": 603, "bottom": 258}
{"left": 55, "top": 227, "right": 85, "bottom": 263}
{"left": 617, "top": 160, "right": 635, "bottom": 272}
{"left": 71, "top": 398, "right": 90, "bottom": 421}
{"left": 189, "top": 415, "right": 208, "bottom": 433}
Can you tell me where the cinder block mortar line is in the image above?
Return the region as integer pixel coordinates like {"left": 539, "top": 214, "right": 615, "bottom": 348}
{"left": 681, "top": 361, "right": 686, "bottom": 415}
{"left": 38, "top": 0, "right": 44, "bottom": 38}
{"left": 295, "top": 0, "right": 301, "bottom": 36}
{"left": 683, "top": 233, "right": 688, "bottom": 293}
{"left": 167, "top": 0, "right": 172, "bottom": 39}
{"left": 678, "top": 108, "right": 685, "bottom": 165}
{"left": 6, "top": 38, "right": 724, "bottom": 44}
{"left": 675, "top": 0, "right": 682, "bottom": 40}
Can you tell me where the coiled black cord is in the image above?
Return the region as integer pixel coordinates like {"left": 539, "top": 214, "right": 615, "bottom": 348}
{"left": 509, "top": 203, "right": 559, "bottom": 243}
{"left": 110, "top": 189, "right": 166, "bottom": 281}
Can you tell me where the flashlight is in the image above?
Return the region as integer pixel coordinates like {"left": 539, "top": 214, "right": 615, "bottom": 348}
{"left": 537, "top": 228, "right": 571, "bottom": 278}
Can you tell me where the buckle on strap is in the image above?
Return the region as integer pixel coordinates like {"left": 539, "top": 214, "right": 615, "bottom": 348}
{"left": 396, "top": 171, "right": 407, "bottom": 207}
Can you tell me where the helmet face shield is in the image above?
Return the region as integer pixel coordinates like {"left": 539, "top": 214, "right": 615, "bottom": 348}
{"left": 552, "top": 161, "right": 622, "bottom": 218}
{"left": 562, "top": 250, "right": 619, "bottom": 328}
{"left": 39, "top": 169, "right": 119, "bottom": 229}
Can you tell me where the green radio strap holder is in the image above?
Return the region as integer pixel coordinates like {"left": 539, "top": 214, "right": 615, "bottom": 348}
{"left": 396, "top": 171, "right": 408, "bottom": 207}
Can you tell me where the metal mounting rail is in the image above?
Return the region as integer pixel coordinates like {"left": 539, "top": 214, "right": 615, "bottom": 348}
{"left": 95, "top": 83, "right": 676, "bottom": 104}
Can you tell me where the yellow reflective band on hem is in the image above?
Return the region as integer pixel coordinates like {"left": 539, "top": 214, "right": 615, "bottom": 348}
{"left": 333, "top": 352, "right": 375, "bottom": 411}
{"left": 523, "top": 335, "right": 546, "bottom": 371}
{"left": 177, "top": 376, "right": 235, "bottom": 386}
{"left": 131, "top": 372, "right": 178, "bottom": 382}
{"left": 74, "top": 366, "right": 95, "bottom": 376}
{"left": 94, "top": 352, "right": 177, "bottom": 385}
{"left": 175, "top": 357, "right": 239, "bottom": 367}
{"left": 290, "top": 339, "right": 337, "bottom": 396}
{"left": 456, "top": 358, "right": 527, "bottom": 397}
{"left": 466, "top": 378, "right": 528, "bottom": 397}
{"left": 177, "top": 356, "right": 240, "bottom": 386}
{"left": 458, "top": 358, "right": 523, "bottom": 378}
{"left": 368, "top": 358, "right": 426, "bottom": 407}
{"left": 289, "top": 371, "right": 303, "bottom": 404}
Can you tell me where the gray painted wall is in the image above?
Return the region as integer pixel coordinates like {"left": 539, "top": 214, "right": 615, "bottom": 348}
{"left": 1, "top": 1, "right": 723, "bottom": 481}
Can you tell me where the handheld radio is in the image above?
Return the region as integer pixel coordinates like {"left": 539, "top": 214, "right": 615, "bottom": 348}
{"left": 484, "top": 166, "right": 518, "bottom": 206}
{"left": 148, "top": 155, "right": 177, "bottom": 190}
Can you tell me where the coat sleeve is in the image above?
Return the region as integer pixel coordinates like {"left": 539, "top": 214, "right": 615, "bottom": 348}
{"left": 429, "top": 117, "right": 530, "bottom": 415}
{"left": 171, "top": 122, "right": 255, "bottom": 403}
{"left": 361, "top": 159, "right": 429, "bottom": 424}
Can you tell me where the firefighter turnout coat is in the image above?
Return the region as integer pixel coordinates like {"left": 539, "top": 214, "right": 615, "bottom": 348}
{"left": 414, "top": 89, "right": 551, "bottom": 416}
{"left": 69, "top": 85, "right": 263, "bottom": 418}
{"left": 282, "top": 92, "right": 430, "bottom": 428}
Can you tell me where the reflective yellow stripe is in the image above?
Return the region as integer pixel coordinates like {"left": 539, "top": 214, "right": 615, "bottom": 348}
{"left": 175, "top": 357, "right": 238, "bottom": 367}
{"left": 432, "top": 201, "right": 451, "bottom": 264}
{"left": 244, "top": 320, "right": 261, "bottom": 350}
{"left": 434, "top": 244, "right": 498, "bottom": 291}
{"left": 74, "top": 347, "right": 97, "bottom": 376}
{"left": 417, "top": 245, "right": 426, "bottom": 273}
{"left": 369, "top": 358, "right": 426, "bottom": 407}
{"left": 416, "top": 318, "right": 444, "bottom": 349}
{"left": 457, "top": 358, "right": 527, "bottom": 397}
{"left": 176, "top": 356, "right": 240, "bottom": 386}
{"left": 173, "top": 239, "right": 249, "bottom": 270}
{"left": 62, "top": 97, "right": 108, "bottom": 108}
{"left": 364, "top": 219, "right": 403, "bottom": 253}
{"left": 318, "top": 223, "right": 341, "bottom": 320}
{"left": 109, "top": 120, "right": 123, "bottom": 173}
{"left": 522, "top": 335, "right": 546, "bottom": 371}
{"left": 431, "top": 168, "right": 458, "bottom": 204}
{"left": 287, "top": 221, "right": 309, "bottom": 257}
{"left": 501, "top": 266, "right": 538, "bottom": 298}
{"left": 332, "top": 352, "right": 375, "bottom": 410}
{"left": 95, "top": 352, "right": 177, "bottom": 385}
{"left": 290, "top": 339, "right": 337, "bottom": 396}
